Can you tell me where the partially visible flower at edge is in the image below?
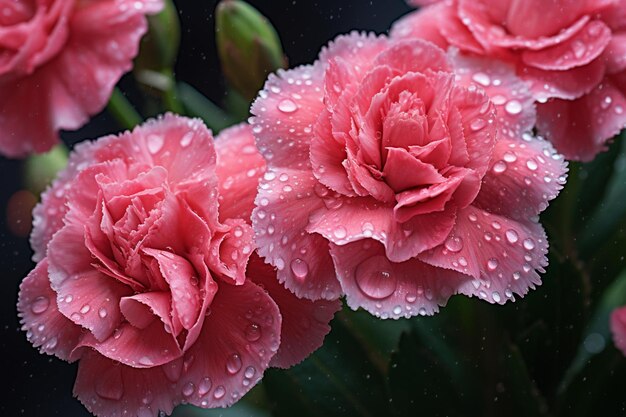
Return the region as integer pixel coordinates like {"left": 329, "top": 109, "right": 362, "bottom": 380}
{"left": 394, "top": 0, "right": 626, "bottom": 161}
{"left": 18, "top": 115, "right": 339, "bottom": 417}
{"left": 611, "top": 306, "right": 626, "bottom": 356}
{"left": 0, "top": 0, "right": 163, "bottom": 158}
{"left": 251, "top": 32, "right": 568, "bottom": 319}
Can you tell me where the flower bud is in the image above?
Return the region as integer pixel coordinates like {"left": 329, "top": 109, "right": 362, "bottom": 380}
{"left": 23, "top": 144, "right": 68, "bottom": 196}
{"left": 216, "top": 0, "right": 287, "bottom": 101}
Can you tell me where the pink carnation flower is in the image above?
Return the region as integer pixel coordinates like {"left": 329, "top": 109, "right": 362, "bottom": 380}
{"left": 18, "top": 115, "right": 339, "bottom": 417}
{"left": 394, "top": 0, "right": 626, "bottom": 161}
{"left": 251, "top": 33, "right": 567, "bottom": 318}
{"left": 0, "top": 0, "right": 163, "bottom": 158}
{"left": 611, "top": 306, "right": 626, "bottom": 356}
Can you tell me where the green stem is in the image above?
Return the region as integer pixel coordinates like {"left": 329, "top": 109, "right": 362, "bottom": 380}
{"left": 107, "top": 88, "right": 142, "bottom": 130}
{"left": 161, "top": 69, "right": 185, "bottom": 114}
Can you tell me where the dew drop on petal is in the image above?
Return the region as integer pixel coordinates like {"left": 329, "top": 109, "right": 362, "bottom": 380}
{"left": 277, "top": 99, "right": 298, "bottom": 113}
{"left": 245, "top": 323, "right": 261, "bottom": 342}
{"left": 505, "top": 229, "right": 519, "bottom": 244}
{"left": 226, "top": 353, "right": 242, "bottom": 375}
{"left": 444, "top": 236, "right": 463, "bottom": 253}
{"left": 505, "top": 100, "right": 522, "bottom": 115}
{"left": 290, "top": 258, "right": 309, "bottom": 280}
{"left": 198, "top": 377, "right": 212, "bottom": 396}
{"left": 355, "top": 255, "right": 396, "bottom": 299}
{"left": 31, "top": 296, "right": 49, "bottom": 314}
{"left": 213, "top": 386, "right": 226, "bottom": 399}
{"left": 523, "top": 238, "right": 536, "bottom": 250}
{"left": 182, "top": 382, "right": 195, "bottom": 397}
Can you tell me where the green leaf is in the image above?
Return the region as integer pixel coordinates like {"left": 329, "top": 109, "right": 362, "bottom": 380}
{"left": 178, "top": 82, "right": 237, "bottom": 132}
{"left": 263, "top": 318, "right": 389, "bottom": 417}
{"left": 578, "top": 132, "right": 626, "bottom": 256}
{"left": 559, "top": 269, "right": 626, "bottom": 392}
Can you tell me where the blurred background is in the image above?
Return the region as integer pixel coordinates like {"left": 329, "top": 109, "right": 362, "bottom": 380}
{"left": 5, "top": 1, "right": 626, "bottom": 417}
{"left": 1, "top": 1, "right": 412, "bottom": 416}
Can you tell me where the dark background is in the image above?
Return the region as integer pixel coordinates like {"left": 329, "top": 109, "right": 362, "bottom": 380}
{"left": 0, "top": 1, "right": 412, "bottom": 416}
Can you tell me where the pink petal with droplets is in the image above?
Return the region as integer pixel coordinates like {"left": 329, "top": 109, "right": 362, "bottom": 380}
{"left": 251, "top": 64, "right": 325, "bottom": 169}
{"left": 520, "top": 54, "right": 606, "bottom": 101}
{"left": 214, "top": 123, "right": 266, "bottom": 222}
{"left": 474, "top": 135, "right": 567, "bottom": 219}
{"left": 253, "top": 168, "right": 341, "bottom": 301}
{"left": 247, "top": 255, "right": 340, "bottom": 368}
{"left": 521, "top": 21, "right": 611, "bottom": 71}
{"left": 17, "top": 258, "right": 83, "bottom": 361}
{"left": 47, "top": 222, "right": 131, "bottom": 341}
{"left": 331, "top": 239, "right": 471, "bottom": 318}
{"left": 419, "top": 205, "right": 549, "bottom": 303}
{"left": 537, "top": 81, "right": 626, "bottom": 161}
{"left": 451, "top": 53, "right": 536, "bottom": 137}
{"left": 391, "top": 5, "right": 451, "bottom": 51}
{"left": 307, "top": 196, "right": 456, "bottom": 263}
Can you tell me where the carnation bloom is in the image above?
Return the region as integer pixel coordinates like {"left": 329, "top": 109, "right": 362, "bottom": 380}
{"left": 0, "top": 0, "right": 162, "bottom": 157}
{"left": 611, "top": 306, "right": 626, "bottom": 356}
{"left": 18, "top": 115, "right": 339, "bottom": 417}
{"left": 393, "top": 0, "right": 626, "bottom": 161}
{"left": 251, "top": 33, "right": 567, "bottom": 318}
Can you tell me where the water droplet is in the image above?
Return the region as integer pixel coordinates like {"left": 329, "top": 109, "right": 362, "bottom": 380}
{"left": 198, "top": 377, "right": 212, "bottom": 395}
{"left": 470, "top": 118, "right": 487, "bottom": 131}
{"left": 245, "top": 323, "right": 261, "bottom": 342}
{"left": 98, "top": 308, "right": 107, "bottom": 318}
{"left": 80, "top": 305, "right": 90, "bottom": 314}
{"left": 392, "top": 306, "right": 402, "bottom": 315}
{"left": 226, "top": 353, "right": 242, "bottom": 374}
{"left": 147, "top": 134, "right": 164, "bottom": 154}
{"left": 472, "top": 72, "right": 491, "bottom": 86}
{"left": 355, "top": 256, "right": 396, "bottom": 300}
{"left": 523, "top": 238, "right": 536, "bottom": 250}
{"left": 163, "top": 358, "right": 183, "bottom": 382}
{"left": 244, "top": 366, "right": 256, "bottom": 379}
{"left": 405, "top": 293, "right": 417, "bottom": 303}
{"left": 444, "top": 236, "right": 463, "bottom": 253}
{"left": 513, "top": 271, "right": 521, "bottom": 280}
{"left": 139, "top": 356, "right": 154, "bottom": 366}
{"left": 526, "top": 159, "right": 538, "bottom": 171}
{"left": 503, "top": 151, "right": 517, "bottom": 162}
{"left": 487, "top": 259, "right": 499, "bottom": 271}
{"left": 505, "top": 229, "right": 519, "bottom": 244}
{"left": 277, "top": 99, "right": 298, "bottom": 113}
{"left": 492, "top": 292, "right": 501, "bottom": 303}
{"left": 493, "top": 161, "right": 507, "bottom": 174}
{"left": 180, "top": 132, "right": 194, "bottom": 147}
{"left": 213, "top": 386, "right": 226, "bottom": 399}
{"left": 290, "top": 258, "right": 309, "bottom": 280}
{"left": 31, "top": 296, "right": 49, "bottom": 314}
{"left": 505, "top": 100, "right": 523, "bottom": 115}
{"left": 333, "top": 226, "right": 347, "bottom": 240}
{"left": 182, "top": 382, "right": 195, "bottom": 397}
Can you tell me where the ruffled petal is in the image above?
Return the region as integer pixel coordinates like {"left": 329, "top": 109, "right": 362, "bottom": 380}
{"left": 247, "top": 255, "right": 340, "bottom": 368}
{"left": 473, "top": 135, "right": 567, "bottom": 219}
{"left": 17, "top": 258, "right": 83, "bottom": 361}
{"left": 419, "top": 205, "right": 549, "bottom": 303}
{"left": 47, "top": 222, "right": 132, "bottom": 341}
{"left": 74, "top": 350, "right": 179, "bottom": 417}
{"left": 521, "top": 21, "right": 611, "bottom": 71}
{"left": 307, "top": 196, "right": 456, "bottom": 263}
{"left": 253, "top": 168, "right": 341, "bottom": 300}
{"left": 521, "top": 58, "right": 606, "bottom": 101}
{"left": 251, "top": 65, "right": 325, "bottom": 169}
{"left": 331, "top": 239, "right": 471, "bottom": 318}
{"left": 451, "top": 53, "right": 536, "bottom": 138}
{"left": 214, "top": 123, "right": 266, "bottom": 221}
{"left": 537, "top": 81, "right": 626, "bottom": 161}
